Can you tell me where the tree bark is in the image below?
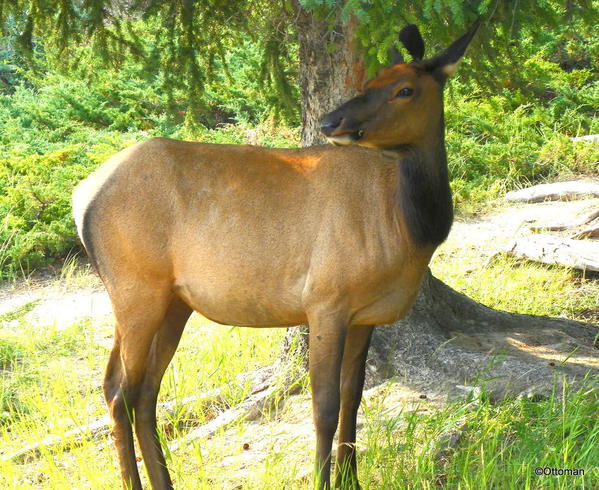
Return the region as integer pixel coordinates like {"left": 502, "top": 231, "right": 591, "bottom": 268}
{"left": 283, "top": 3, "right": 598, "bottom": 399}
{"left": 293, "top": 1, "right": 365, "bottom": 146}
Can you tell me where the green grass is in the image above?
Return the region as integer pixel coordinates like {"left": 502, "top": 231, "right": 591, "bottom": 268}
{"left": 357, "top": 379, "right": 598, "bottom": 489}
{"left": 0, "top": 308, "right": 287, "bottom": 488}
{"left": 433, "top": 253, "right": 599, "bottom": 323}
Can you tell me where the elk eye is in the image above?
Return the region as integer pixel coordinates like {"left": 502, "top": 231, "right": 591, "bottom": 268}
{"left": 397, "top": 87, "right": 413, "bottom": 98}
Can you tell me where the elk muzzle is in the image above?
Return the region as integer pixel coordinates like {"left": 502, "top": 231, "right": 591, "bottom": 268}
{"left": 320, "top": 89, "right": 391, "bottom": 146}
{"left": 320, "top": 112, "right": 364, "bottom": 146}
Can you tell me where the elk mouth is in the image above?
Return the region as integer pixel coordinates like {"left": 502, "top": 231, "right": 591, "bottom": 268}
{"left": 326, "top": 129, "right": 364, "bottom": 146}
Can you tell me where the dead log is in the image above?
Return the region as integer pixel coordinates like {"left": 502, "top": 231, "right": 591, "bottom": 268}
{"left": 529, "top": 209, "right": 599, "bottom": 233}
{"left": 504, "top": 234, "right": 599, "bottom": 272}
{"left": 505, "top": 181, "right": 599, "bottom": 203}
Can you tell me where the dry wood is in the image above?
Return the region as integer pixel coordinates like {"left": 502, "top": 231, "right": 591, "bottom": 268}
{"left": 167, "top": 384, "right": 278, "bottom": 453}
{"left": 505, "top": 181, "right": 599, "bottom": 203}
{"left": 505, "top": 234, "right": 599, "bottom": 272}
{"left": 571, "top": 218, "right": 599, "bottom": 239}
{"left": 167, "top": 361, "right": 304, "bottom": 452}
{"left": 572, "top": 225, "right": 599, "bottom": 239}
{"left": 0, "top": 368, "right": 270, "bottom": 462}
{"left": 0, "top": 415, "right": 111, "bottom": 462}
{"left": 529, "top": 209, "right": 599, "bottom": 232}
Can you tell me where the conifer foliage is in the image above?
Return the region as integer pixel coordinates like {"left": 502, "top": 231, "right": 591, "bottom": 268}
{"left": 1, "top": 0, "right": 596, "bottom": 120}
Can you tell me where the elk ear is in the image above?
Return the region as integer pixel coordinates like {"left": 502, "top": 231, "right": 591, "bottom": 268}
{"left": 427, "top": 20, "right": 480, "bottom": 79}
{"left": 399, "top": 24, "right": 425, "bottom": 61}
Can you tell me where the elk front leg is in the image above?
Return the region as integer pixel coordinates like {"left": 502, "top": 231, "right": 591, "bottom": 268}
{"left": 336, "top": 325, "right": 374, "bottom": 489}
{"left": 308, "top": 312, "right": 348, "bottom": 489}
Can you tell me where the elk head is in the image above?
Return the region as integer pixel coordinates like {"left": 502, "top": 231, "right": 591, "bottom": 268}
{"left": 320, "top": 22, "right": 480, "bottom": 149}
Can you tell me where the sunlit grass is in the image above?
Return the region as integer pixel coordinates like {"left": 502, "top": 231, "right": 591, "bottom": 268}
{"left": 432, "top": 244, "right": 599, "bottom": 323}
{"left": 357, "top": 379, "right": 598, "bottom": 489}
{"left": 0, "top": 309, "right": 285, "bottom": 488}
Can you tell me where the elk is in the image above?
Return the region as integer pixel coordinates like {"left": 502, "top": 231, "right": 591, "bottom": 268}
{"left": 72, "top": 22, "right": 478, "bottom": 489}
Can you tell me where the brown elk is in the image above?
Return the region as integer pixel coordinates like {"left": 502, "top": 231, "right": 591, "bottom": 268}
{"left": 72, "top": 22, "right": 478, "bottom": 489}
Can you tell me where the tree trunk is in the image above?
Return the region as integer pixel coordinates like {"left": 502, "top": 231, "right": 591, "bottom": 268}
{"left": 293, "top": 1, "right": 365, "bottom": 146}
{"left": 282, "top": 3, "right": 598, "bottom": 399}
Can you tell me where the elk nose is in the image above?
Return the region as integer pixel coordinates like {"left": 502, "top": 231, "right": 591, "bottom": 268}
{"left": 320, "top": 116, "right": 342, "bottom": 136}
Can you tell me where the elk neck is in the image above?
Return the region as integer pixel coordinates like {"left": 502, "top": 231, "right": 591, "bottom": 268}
{"left": 387, "top": 122, "right": 453, "bottom": 248}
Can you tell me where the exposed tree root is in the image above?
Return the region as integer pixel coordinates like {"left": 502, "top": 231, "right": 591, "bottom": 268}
{"left": 168, "top": 349, "right": 306, "bottom": 453}
{"left": 365, "top": 271, "right": 598, "bottom": 400}
{"left": 279, "top": 271, "right": 598, "bottom": 404}
{"left": 1, "top": 388, "right": 224, "bottom": 463}
{"left": 1, "top": 415, "right": 112, "bottom": 463}
{"left": 1, "top": 364, "right": 303, "bottom": 463}
{"left": 6, "top": 273, "right": 596, "bottom": 462}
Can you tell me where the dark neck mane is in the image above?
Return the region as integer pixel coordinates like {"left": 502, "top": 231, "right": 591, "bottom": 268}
{"left": 393, "top": 137, "right": 453, "bottom": 247}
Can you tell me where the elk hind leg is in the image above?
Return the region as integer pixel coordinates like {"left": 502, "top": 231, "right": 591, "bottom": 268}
{"left": 134, "top": 296, "right": 192, "bottom": 489}
{"left": 104, "top": 286, "right": 172, "bottom": 490}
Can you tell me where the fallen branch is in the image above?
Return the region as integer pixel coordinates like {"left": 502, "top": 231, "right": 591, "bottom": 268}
{"left": 505, "top": 181, "right": 599, "bottom": 203}
{"left": 0, "top": 415, "right": 111, "bottom": 463}
{"left": 1, "top": 366, "right": 274, "bottom": 463}
{"left": 529, "top": 209, "right": 599, "bottom": 233}
{"left": 505, "top": 234, "right": 599, "bottom": 272}
{"left": 572, "top": 134, "right": 599, "bottom": 144}
{"left": 167, "top": 361, "right": 305, "bottom": 453}
{"left": 167, "top": 383, "right": 278, "bottom": 453}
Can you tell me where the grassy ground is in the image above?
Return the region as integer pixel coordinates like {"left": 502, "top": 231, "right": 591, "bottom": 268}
{"left": 0, "top": 208, "right": 598, "bottom": 488}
